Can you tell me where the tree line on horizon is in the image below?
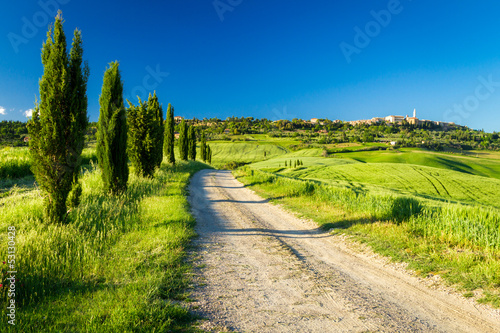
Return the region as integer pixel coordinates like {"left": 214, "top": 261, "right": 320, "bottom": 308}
{"left": 27, "top": 12, "right": 211, "bottom": 223}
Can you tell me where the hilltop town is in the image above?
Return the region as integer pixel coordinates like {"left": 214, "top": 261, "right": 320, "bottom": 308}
{"left": 344, "top": 109, "right": 456, "bottom": 129}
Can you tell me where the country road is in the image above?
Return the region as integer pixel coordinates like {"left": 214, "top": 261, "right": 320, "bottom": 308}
{"left": 187, "top": 169, "right": 500, "bottom": 332}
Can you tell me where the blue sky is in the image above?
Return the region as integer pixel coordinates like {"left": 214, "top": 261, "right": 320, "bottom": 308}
{"left": 1, "top": 0, "right": 500, "bottom": 132}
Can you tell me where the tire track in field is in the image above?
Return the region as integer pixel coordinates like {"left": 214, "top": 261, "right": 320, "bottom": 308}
{"left": 411, "top": 166, "right": 445, "bottom": 196}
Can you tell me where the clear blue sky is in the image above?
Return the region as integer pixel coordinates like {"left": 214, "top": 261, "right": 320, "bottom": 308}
{"left": 1, "top": 0, "right": 500, "bottom": 132}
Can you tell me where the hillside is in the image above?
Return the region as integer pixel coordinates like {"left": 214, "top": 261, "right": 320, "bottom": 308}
{"left": 248, "top": 149, "right": 500, "bottom": 209}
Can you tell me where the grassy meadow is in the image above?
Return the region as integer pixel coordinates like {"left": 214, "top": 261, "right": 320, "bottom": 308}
{"left": 0, "top": 149, "right": 209, "bottom": 332}
{"left": 207, "top": 142, "right": 289, "bottom": 167}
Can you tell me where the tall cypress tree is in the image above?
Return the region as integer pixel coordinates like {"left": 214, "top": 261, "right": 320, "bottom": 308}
{"left": 127, "top": 98, "right": 156, "bottom": 177}
{"left": 163, "top": 103, "right": 175, "bottom": 165}
{"left": 178, "top": 119, "right": 188, "bottom": 161}
{"left": 200, "top": 131, "right": 207, "bottom": 162}
{"left": 96, "top": 61, "right": 128, "bottom": 194}
{"left": 148, "top": 92, "right": 163, "bottom": 168}
{"left": 27, "top": 11, "right": 89, "bottom": 223}
{"left": 207, "top": 145, "right": 212, "bottom": 164}
{"left": 188, "top": 126, "right": 197, "bottom": 160}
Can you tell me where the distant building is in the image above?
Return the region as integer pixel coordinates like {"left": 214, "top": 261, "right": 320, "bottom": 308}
{"left": 23, "top": 136, "right": 30, "bottom": 142}
{"left": 435, "top": 121, "right": 455, "bottom": 128}
{"left": 174, "top": 116, "right": 183, "bottom": 123}
{"left": 174, "top": 131, "right": 180, "bottom": 139}
{"left": 310, "top": 118, "right": 319, "bottom": 124}
{"left": 223, "top": 129, "right": 231, "bottom": 134}
{"left": 385, "top": 115, "right": 405, "bottom": 123}
{"left": 406, "top": 117, "right": 419, "bottom": 125}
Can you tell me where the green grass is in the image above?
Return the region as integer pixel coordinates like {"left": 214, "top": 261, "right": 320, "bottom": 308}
{"left": 234, "top": 167, "right": 500, "bottom": 307}
{"left": 0, "top": 146, "right": 98, "bottom": 179}
{"left": 292, "top": 162, "right": 500, "bottom": 208}
{"left": 335, "top": 148, "right": 500, "bottom": 180}
{"left": 0, "top": 157, "right": 209, "bottom": 332}
{"left": 0, "top": 147, "right": 30, "bottom": 179}
{"left": 208, "top": 142, "right": 289, "bottom": 167}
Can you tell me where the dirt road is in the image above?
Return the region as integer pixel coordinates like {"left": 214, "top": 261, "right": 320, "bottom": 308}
{"left": 188, "top": 169, "right": 500, "bottom": 332}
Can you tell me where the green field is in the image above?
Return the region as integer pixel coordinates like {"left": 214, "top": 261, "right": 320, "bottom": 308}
{"left": 250, "top": 148, "right": 500, "bottom": 209}
{"left": 334, "top": 149, "right": 500, "bottom": 180}
{"left": 208, "top": 142, "right": 289, "bottom": 166}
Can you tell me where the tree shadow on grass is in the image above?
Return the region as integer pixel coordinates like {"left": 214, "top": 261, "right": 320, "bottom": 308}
{"left": 320, "top": 216, "right": 380, "bottom": 231}
{"left": 16, "top": 274, "right": 108, "bottom": 308}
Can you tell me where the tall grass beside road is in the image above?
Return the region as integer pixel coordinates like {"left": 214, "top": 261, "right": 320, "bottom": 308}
{"left": 234, "top": 167, "right": 500, "bottom": 307}
{"left": 0, "top": 160, "right": 208, "bottom": 332}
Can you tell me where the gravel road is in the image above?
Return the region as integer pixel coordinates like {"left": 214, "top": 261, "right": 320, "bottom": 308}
{"left": 188, "top": 169, "right": 500, "bottom": 332}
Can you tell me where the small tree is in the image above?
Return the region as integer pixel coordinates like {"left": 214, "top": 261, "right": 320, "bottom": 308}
{"left": 200, "top": 131, "right": 207, "bottom": 162}
{"left": 127, "top": 98, "right": 156, "bottom": 177}
{"left": 28, "top": 12, "right": 89, "bottom": 223}
{"left": 188, "top": 126, "right": 197, "bottom": 160}
{"left": 148, "top": 92, "right": 163, "bottom": 168}
{"left": 96, "top": 61, "right": 128, "bottom": 194}
{"left": 178, "top": 119, "right": 188, "bottom": 161}
{"left": 163, "top": 103, "right": 175, "bottom": 165}
{"left": 285, "top": 160, "right": 287, "bottom": 167}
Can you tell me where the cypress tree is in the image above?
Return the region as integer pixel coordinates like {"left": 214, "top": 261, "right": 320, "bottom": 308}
{"left": 200, "top": 131, "right": 207, "bottom": 162}
{"left": 207, "top": 145, "right": 212, "bottom": 164}
{"left": 96, "top": 61, "right": 128, "bottom": 194}
{"left": 163, "top": 103, "right": 175, "bottom": 165}
{"left": 148, "top": 92, "right": 163, "bottom": 168}
{"left": 27, "top": 12, "right": 89, "bottom": 223}
{"left": 127, "top": 98, "right": 156, "bottom": 177}
{"left": 188, "top": 126, "right": 197, "bottom": 160}
{"left": 178, "top": 119, "right": 188, "bottom": 161}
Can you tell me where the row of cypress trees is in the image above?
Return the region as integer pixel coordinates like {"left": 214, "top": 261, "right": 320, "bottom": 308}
{"left": 177, "top": 119, "right": 199, "bottom": 162}
{"left": 200, "top": 131, "right": 212, "bottom": 163}
{"left": 28, "top": 12, "right": 208, "bottom": 224}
